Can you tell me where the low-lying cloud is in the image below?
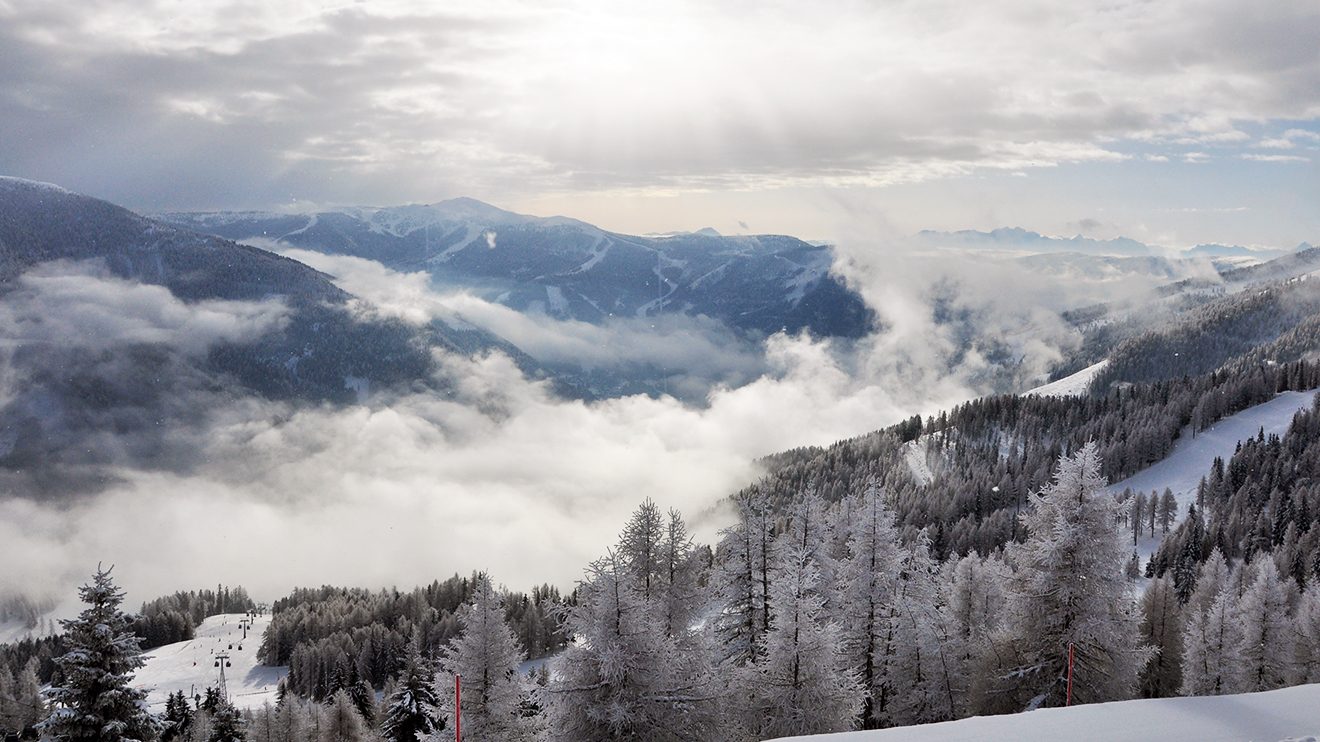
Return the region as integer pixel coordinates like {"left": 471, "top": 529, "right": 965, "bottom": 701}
{"left": 0, "top": 235, "right": 1182, "bottom": 616}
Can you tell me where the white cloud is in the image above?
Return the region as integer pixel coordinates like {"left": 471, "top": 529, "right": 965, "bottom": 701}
{"left": 1240, "top": 153, "right": 1311, "bottom": 163}
{"left": 1, "top": 0, "right": 1317, "bottom": 212}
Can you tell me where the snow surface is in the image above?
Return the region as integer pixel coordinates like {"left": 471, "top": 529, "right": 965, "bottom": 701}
{"left": 1023, "top": 360, "right": 1108, "bottom": 397}
{"left": 772, "top": 682, "right": 1320, "bottom": 741}
{"left": 131, "top": 613, "right": 287, "bottom": 711}
{"left": 1101, "top": 389, "right": 1319, "bottom": 565}
{"left": 1107, "top": 390, "right": 1319, "bottom": 518}
{"left": 902, "top": 439, "right": 934, "bottom": 486}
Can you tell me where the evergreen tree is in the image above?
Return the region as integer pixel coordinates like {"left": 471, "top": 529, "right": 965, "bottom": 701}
{"left": 379, "top": 650, "right": 441, "bottom": 742}
{"left": 207, "top": 699, "right": 244, "bottom": 742}
{"left": 439, "top": 574, "right": 529, "bottom": 742}
{"left": 163, "top": 691, "right": 195, "bottom": 742}
{"left": 40, "top": 565, "right": 159, "bottom": 742}
{"left": 992, "top": 444, "right": 1151, "bottom": 709}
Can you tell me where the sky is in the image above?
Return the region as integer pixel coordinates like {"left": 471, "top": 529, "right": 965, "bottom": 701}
{"left": 1, "top": 0, "right": 1317, "bottom": 248}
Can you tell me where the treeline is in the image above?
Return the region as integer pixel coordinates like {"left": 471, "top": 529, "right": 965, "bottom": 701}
{"left": 133, "top": 586, "right": 257, "bottom": 650}
{"left": 749, "top": 358, "right": 1320, "bottom": 561}
{"left": 260, "top": 575, "right": 567, "bottom": 699}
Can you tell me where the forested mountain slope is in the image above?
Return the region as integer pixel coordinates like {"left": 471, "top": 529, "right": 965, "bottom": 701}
{"left": 747, "top": 359, "right": 1320, "bottom": 560}
{"left": 0, "top": 178, "right": 535, "bottom": 495}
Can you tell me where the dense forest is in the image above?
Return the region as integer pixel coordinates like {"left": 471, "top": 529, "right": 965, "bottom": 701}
{"left": 259, "top": 576, "right": 567, "bottom": 699}
{"left": 750, "top": 358, "right": 1320, "bottom": 561}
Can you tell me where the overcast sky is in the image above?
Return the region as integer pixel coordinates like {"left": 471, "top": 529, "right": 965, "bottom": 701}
{"left": 1, "top": 0, "right": 1317, "bottom": 247}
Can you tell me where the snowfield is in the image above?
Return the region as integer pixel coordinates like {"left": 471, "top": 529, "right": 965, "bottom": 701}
{"left": 1023, "top": 360, "right": 1109, "bottom": 397}
{"left": 1108, "top": 389, "right": 1320, "bottom": 517}
{"left": 772, "top": 682, "right": 1320, "bottom": 741}
{"left": 131, "top": 613, "right": 287, "bottom": 711}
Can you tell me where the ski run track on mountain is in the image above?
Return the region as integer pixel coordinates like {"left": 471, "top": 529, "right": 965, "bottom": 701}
{"left": 1109, "top": 389, "right": 1320, "bottom": 561}
{"left": 1022, "top": 359, "right": 1110, "bottom": 397}
{"left": 131, "top": 613, "right": 287, "bottom": 712}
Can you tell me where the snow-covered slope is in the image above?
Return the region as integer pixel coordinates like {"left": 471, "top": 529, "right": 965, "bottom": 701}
{"left": 773, "top": 682, "right": 1320, "bottom": 741}
{"left": 1103, "top": 389, "right": 1319, "bottom": 560}
{"left": 1107, "top": 390, "right": 1319, "bottom": 513}
{"left": 1023, "top": 359, "right": 1108, "bottom": 397}
{"left": 131, "top": 613, "right": 286, "bottom": 711}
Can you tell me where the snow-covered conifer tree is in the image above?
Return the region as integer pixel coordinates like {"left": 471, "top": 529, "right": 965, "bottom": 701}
{"left": 734, "top": 543, "right": 862, "bottom": 740}
{"left": 993, "top": 444, "right": 1150, "bottom": 709}
{"left": 1293, "top": 586, "right": 1320, "bottom": 684}
{"left": 619, "top": 499, "right": 666, "bottom": 602}
{"left": 40, "top": 565, "right": 159, "bottom": 742}
{"left": 545, "top": 549, "right": 715, "bottom": 741}
{"left": 713, "top": 488, "right": 774, "bottom": 665}
{"left": 379, "top": 646, "right": 441, "bottom": 742}
{"left": 439, "top": 574, "right": 530, "bottom": 742}
{"left": 835, "top": 483, "right": 904, "bottom": 727}
{"left": 1137, "top": 576, "right": 1183, "bottom": 697}
{"left": 1180, "top": 582, "right": 1240, "bottom": 696}
{"left": 943, "top": 553, "right": 1008, "bottom": 716}
{"left": 207, "top": 698, "right": 244, "bottom": 742}
{"left": 658, "top": 508, "right": 703, "bottom": 639}
{"left": 883, "top": 532, "right": 954, "bottom": 726}
{"left": 1229, "top": 558, "right": 1295, "bottom": 693}
{"left": 321, "top": 690, "right": 367, "bottom": 742}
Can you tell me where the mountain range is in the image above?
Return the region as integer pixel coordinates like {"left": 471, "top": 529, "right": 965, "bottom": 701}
{"left": 159, "top": 200, "right": 875, "bottom": 339}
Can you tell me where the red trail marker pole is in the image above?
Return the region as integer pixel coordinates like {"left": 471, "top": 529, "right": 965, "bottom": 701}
{"left": 1066, "top": 643, "right": 1075, "bottom": 706}
{"left": 455, "top": 674, "right": 462, "bottom": 742}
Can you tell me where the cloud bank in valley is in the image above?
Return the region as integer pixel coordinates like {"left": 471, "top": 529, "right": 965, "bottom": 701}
{"left": 0, "top": 238, "right": 1077, "bottom": 612}
{"left": 0, "top": 226, "right": 1206, "bottom": 613}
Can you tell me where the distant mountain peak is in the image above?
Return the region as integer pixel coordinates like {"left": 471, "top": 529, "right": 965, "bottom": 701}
{"left": 0, "top": 175, "right": 73, "bottom": 195}
{"left": 914, "top": 227, "right": 1154, "bottom": 257}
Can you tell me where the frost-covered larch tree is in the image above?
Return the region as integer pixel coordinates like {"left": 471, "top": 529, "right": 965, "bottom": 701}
{"left": 1180, "top": 587, "right": 1240, "bottom": 696}
{"left": 321, "top": 690, "right": 367, "bottom": 742}
{"left": 439, "top": 574, "right": 530, "bottom": 742}
{"left": 1229, "top": 558, "right": 1295, "bottom": 693}
{"left": 713, "top": 488, "right": 775, "bottom": 666}
{"left": 658, "top": 508, "right": 704, "bottom": 640}
{"left": 1137, "top": 575, "right": 1183, "bottom": 698}
{"left": 835, "top": 483, "right": 904, "bottom": 728}
{"left": 993, "top": 443, "right": 1151, "bottom": 710}
{"left": 1292, "top": 586, "right": 1320, "bottom": 684}
{"left": 40, "top": 565, "right": 159, "bottom": 742}
{"left": 546, "top": 549, "right": 716, "bottom": 741}
{"left": 733, "top": 543, "right": 862, "bottom": 740}
{"left": 943, "top": 553, "right": 1008, "bottom": 717}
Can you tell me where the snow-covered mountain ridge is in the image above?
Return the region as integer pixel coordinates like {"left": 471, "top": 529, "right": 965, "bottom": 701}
{"left": 159, "top": 200, "right": 874, "bottom": 339}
